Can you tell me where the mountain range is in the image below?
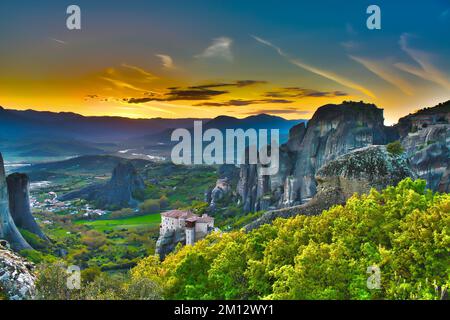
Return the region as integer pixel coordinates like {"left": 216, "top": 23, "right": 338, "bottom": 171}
{"left": 0, "top": 106, "right": 305, "bottom": 161}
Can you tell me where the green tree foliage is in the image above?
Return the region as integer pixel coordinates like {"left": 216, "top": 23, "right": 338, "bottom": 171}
{"left": 131, "top": 179, "right": 449, "bottom": 300}
{"left": 81, "top": 230, "right": 107, "bottom": 249}
{"left": 35, "top": 262, "right": 81, "bottom": 300}
{"left": 159, "top": 195, "right": 169, "bottom": 209}
{"left": 109, "top": 208, "right": 135, "bottom": 219}
{"left": 35, "top": 261, "right": 162, "bottom": 300}
{"left": 386, "top": 140, "right": 405, "bottom": 156}
{"left": 139, "top": 199, "right": 161, "bottom": 214}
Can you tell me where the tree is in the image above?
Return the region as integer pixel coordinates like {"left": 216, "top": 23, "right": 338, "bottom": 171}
{"left": 139, "top": 199, "right": 160, "bottom": 214}
{"left": 81, "top": 230, "right": 107, "bottom": 249}
{"left": 35, "top": 262, "right": 81, "bottom": 300}
{"left": 123, "top": 278, "right": 163, "bottom": 300}
{"left": 159, "top": 195, "right": 169, "bottom": 209}
{"left": 387, "top": 141, "right": 404, "bottom": 156}
{"left": 135, "top": 179, "right": 449, "bottom": 300}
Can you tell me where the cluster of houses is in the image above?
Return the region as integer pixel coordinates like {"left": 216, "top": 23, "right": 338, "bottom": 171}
{"left": 160, "top": 210, "right": 215, "bottom": 245}
{"left": 30, "top": 191, "right": 107, "bottom": 217}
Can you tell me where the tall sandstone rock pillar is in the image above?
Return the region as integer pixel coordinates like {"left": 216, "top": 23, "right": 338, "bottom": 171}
{"left": 0, "top": 152, "right": 32, "bottom": 251}
{"left": 7, "top": 173, "right": 48, "bottom": 240}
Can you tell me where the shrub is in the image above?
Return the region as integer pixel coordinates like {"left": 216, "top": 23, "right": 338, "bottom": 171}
{"left": 386, "top": 141, "right": 404, "bottom": 156}
{"left": 123, "top": 278, "right": 163, "bottom": 300}
{"left": 20, "top": 249, "right": 57, "bottom": 264}
{"left": 19, "top": 229, "right": 48, "bottom": 250}
{"left": 81, "top": 230, "right": 107, "bottom": 249}
{"left": 109, "top": 208, "right": 137, "bottom": 219}
{"left": 159, "top": 195, "right": 169, "bottom": 209}
{"left": 35, "top": 262, "right": 81, "bottom": 300}
{"left": 139, "top": 199, "right": 160, "bottom": 214}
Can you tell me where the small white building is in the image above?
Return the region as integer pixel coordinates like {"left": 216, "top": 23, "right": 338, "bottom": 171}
{"left": 160, "top": 210, "right": 214, "bottom": 246}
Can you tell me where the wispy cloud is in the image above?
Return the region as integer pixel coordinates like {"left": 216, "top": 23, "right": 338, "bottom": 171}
{"left": 349, "top": 55, "right": 414, "bottom": 95}
{"left": 264, "top": 87, "right": 348, "bottom": 98}
{"left": 440, "top": 8, "right": 450, "bottom": 20}
{"left": 195, "top": 98, "right": 293, "bottom": 107}
{"left": 345, "top": 23, "right": 358, "bottom": 36}
{"left": 49, "top": 38, "right": 67, "bottom": 45}
{"left": 252, "top": 35, "right": 376, "bottom": 98}
{"left": 244, "top": 108, "right": 310, "bottom": 115}
{"left": 121, "top": 63, "right": 158, "bottom": 81}
{"left": 340, "top": 41, "right": 360, "bottom": 50}
{"left": 395, "top": 33, "right": 450, "bottom": 90}
{"left": 100, "top": 76, "right": 149, "bottom": 93}
{"left": 189, "top": 80, "right": 267, "bottom": 90}
{"left": 155, "top": 54, "right": 176, "bottom": 69}
{"left": 195, "top": 37, "right": 233, "bottom": 61}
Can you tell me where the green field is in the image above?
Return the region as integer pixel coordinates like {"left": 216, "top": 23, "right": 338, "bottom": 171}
{"left": 75, "top": 213, "right": 161, "bottom": 231}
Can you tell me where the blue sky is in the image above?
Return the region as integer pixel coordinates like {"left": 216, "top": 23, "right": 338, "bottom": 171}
{"left": 0, "top": 0, "right": 449, "bottom": 123}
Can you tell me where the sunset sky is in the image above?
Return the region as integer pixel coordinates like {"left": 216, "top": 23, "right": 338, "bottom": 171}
{"left": 0, "top": 0, "right": 449, "bottom": 124}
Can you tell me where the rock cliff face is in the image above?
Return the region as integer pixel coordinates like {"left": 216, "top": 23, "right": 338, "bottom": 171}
{"left": 0, "top": 153, "right": 32, "bottom": 251}
{"left": 396, "top": 101, "right": 450, "bottom": 137}
{"left": 238, "top": 102, "right": 397, "bottom": 213}
{"left": 209, "top": 178, "right": 232, "bottom": 209}
{"left": 244, "top": 145, "right": 412, "bottom": 231}
{"left": 60, "top": 162, "right": 145, "bottom": 209}
{"left": 402, "top": 125, "right": 449, "bottom": 192}
{"left": 155, "top": 229, "right": 186, "bottom": 260}
{"left": 398, "top": 101, "right": 450, "bottom": 193}
{"left": 0, "top": 241, "right": 36, "bottom": 300}
{"left": 6, "top": 173, "right": 48, "bottom": 240}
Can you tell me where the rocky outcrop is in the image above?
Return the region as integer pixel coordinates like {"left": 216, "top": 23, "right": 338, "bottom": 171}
{"left": 398, "top": 101, "right": 450, "bottom": 193}
{"left": 0, "top": 153, "right": 32, "bottom": 251}
{"left": 206, "top": 164, "right": 239, "bottom": 209}
{"left": 0, "top": 241, "right": 36, "bottom": 300}
{"left": 396, "top": 101, "right": 450, "bottom": 137}
{"left": 244, "top": 145, "right": 413, "bottom": 231}
{"left": 401, "top": 124, "right": 449, "bottom": 192}
{"left": 6, "top": 173, "right": 48, "bottom": 240}
{"left": 238, "top": 102, "right": 397, "bottom": 213}
{"left": 60, "top": 162, "right": 145, "bottom": 209}
{"left": 209, "top": 178, "right": 232, "bottom": 208}
{"left": 155, "top": 228, "right": 185, "bottom": 260}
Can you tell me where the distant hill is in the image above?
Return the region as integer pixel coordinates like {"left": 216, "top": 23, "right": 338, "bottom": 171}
{"left": 0, "top": 106, "right": 306, "bottom": 161}
{"left": 14, "top": 140, "right": 106, "bottom": 157}
{"left": 15, "top": 155, "right": 151, "bottom": 175}
{"left": 129, "top": 113, "right": 306, "bottom": 148}
{"left": 0, "top": 106, "right": 206, "bottom": 143}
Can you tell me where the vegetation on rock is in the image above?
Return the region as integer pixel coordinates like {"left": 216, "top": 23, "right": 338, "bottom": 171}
{"left": 386, "top": 141, "right": 405, "bottom": 156}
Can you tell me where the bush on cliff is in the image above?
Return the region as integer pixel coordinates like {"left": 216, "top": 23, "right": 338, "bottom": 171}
{"left": 386, "top": 140, "right": 404, "bottom": 156}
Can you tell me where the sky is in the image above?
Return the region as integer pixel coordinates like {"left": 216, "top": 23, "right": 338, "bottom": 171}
{"left": 0, "top": 0, "right": 449, "bottom": 124}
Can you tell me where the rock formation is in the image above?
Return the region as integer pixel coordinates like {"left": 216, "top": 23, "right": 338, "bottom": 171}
{"left": 60, "top": 161, "right": 145, "bottom": 209}
{"left": 238, "top": 101, "right": 397, "bottom": 213}
{"left": 0, "top": 153, "right": 32, "bottom": 251}
{"left": 206, "top": 164, "right": 240, "bottom": 209}
{"left": 396, "top": 101, "right": 450, "bottom": 137}
{"left": 6, "top": 173, "right": 48, "bottom": 240}
{"left": 209, "top": 178, "right": 232, "bottom": 209}
{"left": 0, "top": 241, "right": 36, "bottom": 300}
{"left": 155, "top": 228, "right": 186, "bottom": 260}
{"left": 397, "top": 101, "right": 450, "bottom": 193}
{"left": 244, "top": 145, "right": 413, "bottom": 231}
